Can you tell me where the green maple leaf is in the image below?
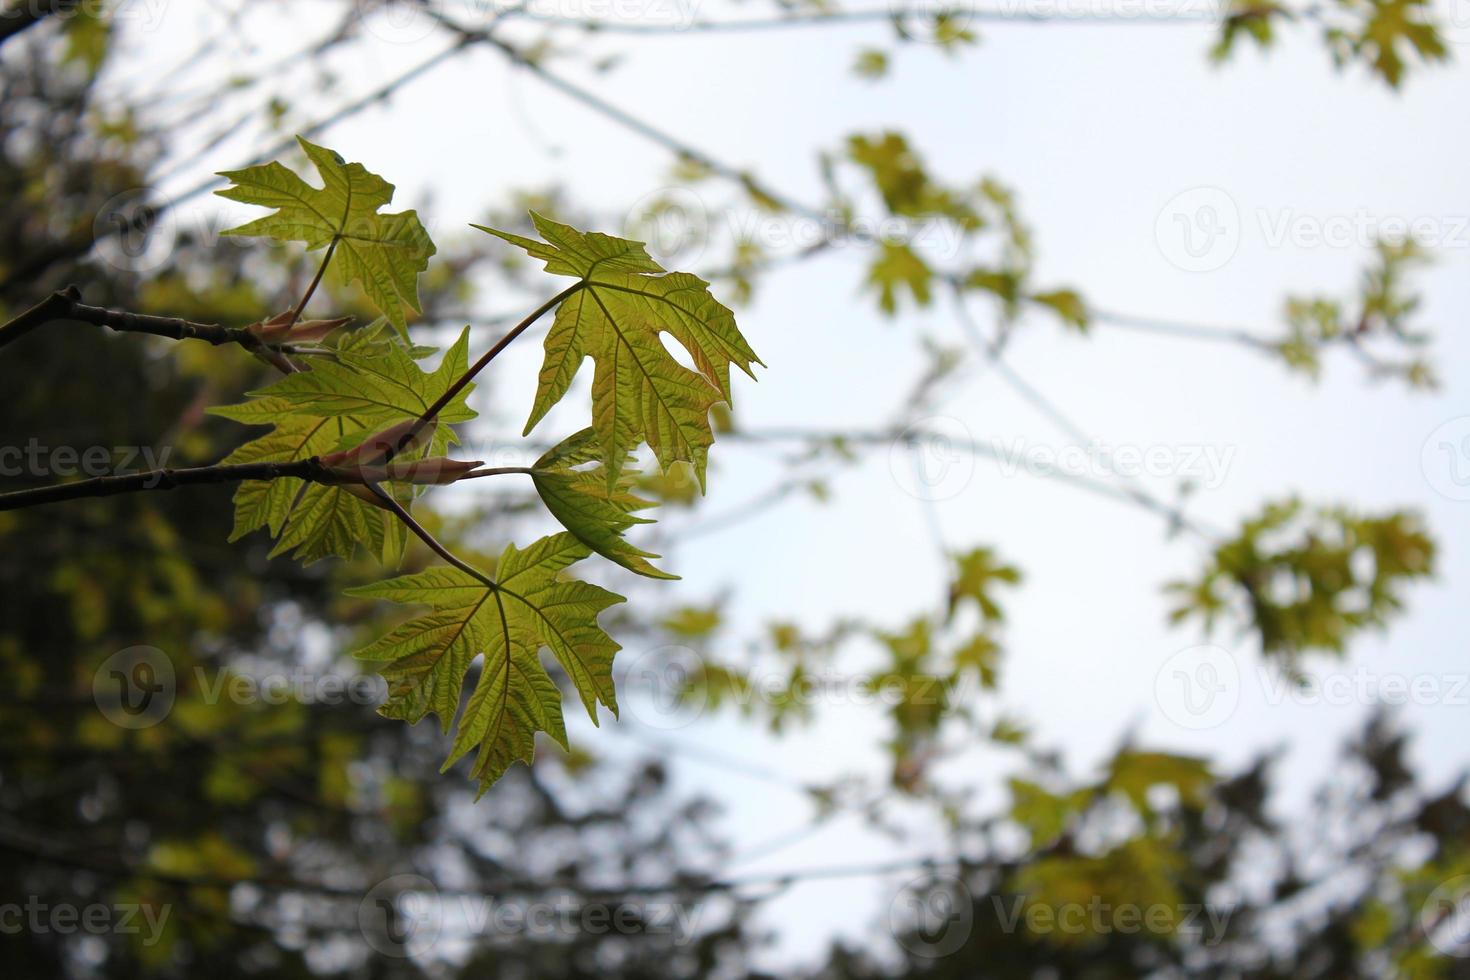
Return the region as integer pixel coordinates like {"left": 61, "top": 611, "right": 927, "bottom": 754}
{"left": 215, "top": 137, "right": 436, "bottom": 333}
{"left": 347, "top": 533, "right": 624, "bottom": 796}
{"left": 209, "top": 326, "right": 476, "bottom": 564}
{"left": 947, "top": 547, "right": 1021, "bottom": 623}
{"left": 530, "top": 429, "right": 676, "bottom": 580}
{"left": 867, "top": 242, "right": 933, "bottom": 315}
{"left": 473, "top": 213, "right": 762, "bottom": 489}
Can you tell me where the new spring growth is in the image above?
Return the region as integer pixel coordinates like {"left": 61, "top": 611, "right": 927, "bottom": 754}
{"left": 320, "top": 420, "right": 482, "bottom": 506}
{"left": 245, "top": 310, "right": 354, "bottom": 344}
{"left": 320, "top": 419, "right": 436, "bottom": 476}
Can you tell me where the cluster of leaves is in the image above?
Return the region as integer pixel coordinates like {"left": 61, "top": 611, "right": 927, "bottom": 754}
{"left": 841, "top": 131, "right": 1088, "bottom": 330}
{"left": 1214, "top": 0, "right": 1449, "bottom": 88}
{"left": 1168, "top": 498, "right": 1435, "bottom": 662}
{"left": 1274, "top": 239, "right": 1438, "bottom": 389}
{"left": 847, "top": 713, "right": 1470, "bottom": 977}
{"left": 207, "top": 139, "right": 759, "bottom": 795}
{"left": 657, "top": 547, "right": 1024, "bottom": 793}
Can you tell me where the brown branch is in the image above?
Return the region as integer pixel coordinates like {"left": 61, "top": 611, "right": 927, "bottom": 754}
{"left": 0, "top": 457, "right": 340, "bottom": 512}
{"left": 0, "top": 285, "right": 279, "bottom": 354}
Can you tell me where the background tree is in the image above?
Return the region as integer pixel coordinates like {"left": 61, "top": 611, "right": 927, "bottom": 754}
{"left": 1, "top": 1, "right": 1465, "bottom": 977}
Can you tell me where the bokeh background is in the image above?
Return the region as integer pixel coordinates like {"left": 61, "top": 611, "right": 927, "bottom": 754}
{"left": 1, "top": 0, "right": 1467, "bottom": 976}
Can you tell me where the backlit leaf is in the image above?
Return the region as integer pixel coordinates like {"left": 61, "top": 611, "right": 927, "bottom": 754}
{"left": 474, "top": 213, "right": 761, "bottom": 490}
{"left": 347, "top": 533, "right": 624, "bottom": 796}
{"left": 216, "top": 137, "right": 436, "bottom": 333}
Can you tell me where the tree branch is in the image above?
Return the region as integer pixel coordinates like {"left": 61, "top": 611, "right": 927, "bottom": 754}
{"left": 0, "top": 457, "right": 339, "bottom": 512}
{"left": 0, "top": 285, "right": 285, "bottom": 354}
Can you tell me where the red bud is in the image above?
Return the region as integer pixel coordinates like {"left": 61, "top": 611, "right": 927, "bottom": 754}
{"left": 321, "top": 420, "right": 437, "bottom": 478}
{"left": 360, "top": 457, "right": 484, "bottom": 486}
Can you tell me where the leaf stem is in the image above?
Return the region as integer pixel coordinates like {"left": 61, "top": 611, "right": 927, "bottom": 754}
{"left": 363, "top": 483, "right": 496, "bottom": 587}
{"left": 288, "top": 234, "right": 340, "bottom": 330}
{"left": 388, "top": 281, "right": 585, "bottom": 461}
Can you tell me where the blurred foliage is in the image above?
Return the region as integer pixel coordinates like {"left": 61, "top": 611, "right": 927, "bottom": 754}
{"left": 1275, "top": 240, "right": 1438, "bottom": 390}
{"left": 1213, "top": 0, "right": 1449, "bottom": 88}
{"left": 1168, "top": 498, "right": 1435, "bottom": 662}
{"left": 0, "top": 4, "right": 1463, "bottom": 978}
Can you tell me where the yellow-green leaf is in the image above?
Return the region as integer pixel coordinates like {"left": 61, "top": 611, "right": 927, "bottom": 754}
{"left": 474, "top": 213, "right": 761, "bottom": 490}
{"left": 215, "top": 137, "right": 435, "bottom": 333}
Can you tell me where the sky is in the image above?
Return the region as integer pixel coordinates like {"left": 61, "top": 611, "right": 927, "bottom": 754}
{"left": 101, "top": 0, "right": 1470, "bottom": 968}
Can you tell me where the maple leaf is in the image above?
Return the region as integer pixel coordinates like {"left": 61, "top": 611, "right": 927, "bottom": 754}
{"left": 947, "top": 547, "right": 1022, "bottom": 623}
{"left": 473, "top": 213, "right": 761, "bottom": 489}
{"left": 529, "top": 428, "right": 675, "bottom": 581}
{"left": 215, "top": 137, "right": 436, "bottom": 333}
{"left": 209, "top": 326, "right": 476, "bottom": 564}
{"left": 347, "top": 533, "right": 624, "bottom": 796}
